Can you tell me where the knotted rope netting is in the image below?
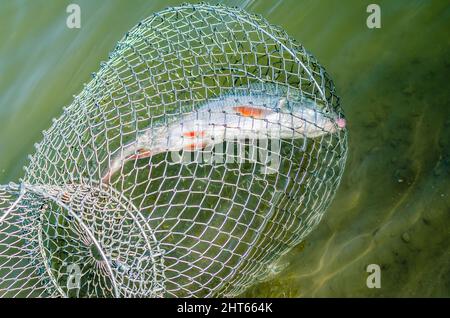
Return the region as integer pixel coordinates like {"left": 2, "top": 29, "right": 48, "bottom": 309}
{"left": 0, "top": 3, "right": 347, "bottom": 298}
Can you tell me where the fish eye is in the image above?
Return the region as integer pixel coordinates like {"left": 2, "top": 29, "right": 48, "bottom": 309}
{"left": 284, "top": 100, "right": 290, "bottom": 110}
{"left": 284, "top": 101, "right": 292, "bottom": 113}
{"left": 279, "top": 99, "right": 291, "bottom": 112}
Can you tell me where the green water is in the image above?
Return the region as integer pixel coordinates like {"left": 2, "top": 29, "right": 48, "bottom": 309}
{"left": 0, "top": 0, "right": 449, "bottom": 297}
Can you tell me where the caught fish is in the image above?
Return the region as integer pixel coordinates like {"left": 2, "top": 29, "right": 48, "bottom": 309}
{"left": 102, "top": 86, "right": 346, "bottom": 184}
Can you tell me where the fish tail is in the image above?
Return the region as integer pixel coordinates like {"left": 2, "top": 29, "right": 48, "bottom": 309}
{"left": 101, "top": 142, "right": 141, "bottom": 185}
{"left": 101, "top": 170, "right": 114, "bottom": 185}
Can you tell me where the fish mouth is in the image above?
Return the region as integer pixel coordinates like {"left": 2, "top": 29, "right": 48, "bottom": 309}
{"left": 336, "top": 117, "right": 346, "bottom": 129}
{"left": 291, "top": 112, "right": 346, "bottom": 134}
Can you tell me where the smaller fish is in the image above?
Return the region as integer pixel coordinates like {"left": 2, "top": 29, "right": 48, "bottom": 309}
{"left": 102, "top": 86, "right": 346, "bottom": 184}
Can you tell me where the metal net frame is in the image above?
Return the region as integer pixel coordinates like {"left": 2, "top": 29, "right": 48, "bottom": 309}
{"left": 0, "top": 3, "right": 347, "bottom": 298}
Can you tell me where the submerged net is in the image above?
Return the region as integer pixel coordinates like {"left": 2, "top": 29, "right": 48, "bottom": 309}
{"left": 0, "top": 3, "right": 347, "bottom": 297}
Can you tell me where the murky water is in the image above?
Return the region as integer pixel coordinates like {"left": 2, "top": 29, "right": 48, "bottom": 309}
{"left": 0, "top": 0, "right": 449, "bottom": 297}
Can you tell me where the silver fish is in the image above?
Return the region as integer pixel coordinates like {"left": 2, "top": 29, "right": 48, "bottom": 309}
{"left": 102, "top": 89, "right": 346, "bottom": 184}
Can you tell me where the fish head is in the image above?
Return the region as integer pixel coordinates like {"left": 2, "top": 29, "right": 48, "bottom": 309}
{"left": 274, "top": 96, "right": 346, "bottom": 138}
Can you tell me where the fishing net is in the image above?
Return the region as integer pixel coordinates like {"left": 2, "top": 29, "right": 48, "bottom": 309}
{"left": 0, "top": 3, "right": 347, "bottom": 298}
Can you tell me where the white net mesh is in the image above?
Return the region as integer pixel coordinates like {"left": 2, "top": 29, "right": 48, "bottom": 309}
{"left": 0, "top": 3, "right": 347, "bottom": 297}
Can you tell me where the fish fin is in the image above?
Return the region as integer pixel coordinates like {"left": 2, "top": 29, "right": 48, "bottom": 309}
{"left": 101, "top": 171, "right": 113, "bottom": 185}
{"left": 184, "top": 143, "right": 195, "bottom": 151}
{"left": 135, "top": 149, "right": 152, "bottom": 159}
{"left": 233, "top": 106, "right": 270, "bottom": 118}
{"left": 183, "top": 130, "right": 206, "bottom": 138}
{"left": 125, "top": 148, "right": 152, "bottom": 160}
{"left": 184, "top": 142, "right": 209, "bottom": 151}
{"left": 102, "top": 148, "right": 152, "bottom": 184}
